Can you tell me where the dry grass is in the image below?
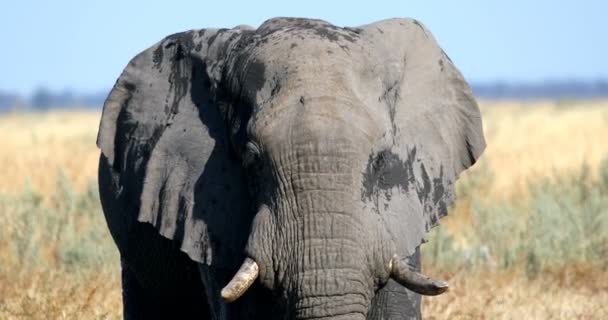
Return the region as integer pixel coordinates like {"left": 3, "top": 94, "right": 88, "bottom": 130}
{"left": 0, "top": 110, "right": 120, "bottom": 319}
{"left": 423, "top": 265, "right": 608, "bottom": 319}
{"left": 472, "top": 99, "right": 608, "bottom": 199}
{"left": 422, "top": 99, "right": 608, "bottom": 319}
{"left": 0, "top": 111, "right": 100, "bottom": 199}
{"left": 1, "top": 100, "right": 607, "bottom": 319}
{"left": 442, "top": 99, "right": 608, "bottom": 238}
{"left": 0, "top": 272, "right": 121, "bottom": 320}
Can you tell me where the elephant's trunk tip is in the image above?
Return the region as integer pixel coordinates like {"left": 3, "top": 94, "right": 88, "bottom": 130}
{"left": 221, "top": 257, "right": 259, "bottom": 302}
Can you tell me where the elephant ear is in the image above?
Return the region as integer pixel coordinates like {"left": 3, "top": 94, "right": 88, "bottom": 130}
{"left": 360, "top": 19, "right": 486, "bottom": 257}
{"left": 97, "top": 28, "right": 253, "bottom": 266}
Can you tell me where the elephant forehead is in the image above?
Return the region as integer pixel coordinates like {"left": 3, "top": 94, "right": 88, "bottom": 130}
{"left": 232, "top": 19, "right": 368, "bottom": 102}
{"left": 249, "top": 19, "right": 363, "bottom": 64}
{"left": 237, "top": 48, "right": 366, "bottom": 124}
{"left": 257, "top": 17, "right": 361, "bottom": 44}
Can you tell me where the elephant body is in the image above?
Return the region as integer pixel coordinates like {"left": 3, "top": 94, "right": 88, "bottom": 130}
{"left": 97, "top": 17, "right": 485, "bottom": 319}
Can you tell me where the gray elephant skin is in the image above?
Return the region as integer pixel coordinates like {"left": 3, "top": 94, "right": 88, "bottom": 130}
{"left": 97, "top": 17, "right": 485, "bottom": 320}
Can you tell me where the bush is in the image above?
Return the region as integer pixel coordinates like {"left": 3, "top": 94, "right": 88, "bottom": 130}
{"left": 423, "top": 159, "right": 608, "bottom": 274}
{"left": 0, "top": 173, "right": 118, "bottom": 274}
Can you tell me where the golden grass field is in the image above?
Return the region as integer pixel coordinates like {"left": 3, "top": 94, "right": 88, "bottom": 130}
{"left": 1, "top": 100, "right": 607, "bottom": 319}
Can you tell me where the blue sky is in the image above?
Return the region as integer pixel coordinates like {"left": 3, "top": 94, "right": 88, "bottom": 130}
{"left": 2, "top": 0, "right": 606, "bottom": 95}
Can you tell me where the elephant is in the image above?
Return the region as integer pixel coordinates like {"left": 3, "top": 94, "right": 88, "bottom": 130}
{"left": 97, "top": 17, "right": 485, "bottom": 320}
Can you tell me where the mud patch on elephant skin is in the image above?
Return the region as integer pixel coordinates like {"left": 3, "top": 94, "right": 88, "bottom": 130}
{"left": 150, "top": 31, "right": 210, "bottom": 126}
{"left": 123, "top": 82, "right": 136, "bottom": 92}
{"left": 164, "top": 32, "right": 196, "bottom": 55}
{"left": 417, "top": 162, "right": 449, "bottom": 229}
{"left": 164, "top": 33, "right": 197, "bottom": 123}
{"left": 432, "top": 167, "right": 446, "bottom": 205}
{"left": 225, "top": 31, "right": 241, "bottom": 49}
{"left": 261, "top": 18, "right": 359, "bottom": 47}
{"left": 344, "top": 27, "right": 362, "bottom": 34}
{"left": 206, "top": 33, "right": 219, "bottom": 49}
{"left": 153, "top": 45, "right": 164, "bottom": 71}
{"left": 417, "top": 164, "right": 431, "bottom": 202}
{"left": 361, "top": 147, "right": 450, "bottom": 227}
{"left": 305, "top": 23, "right": 358, "bottom": 52}
{"left": 113, "top": 33, "right": 201, "bottom": 174}
{"left": 412, "top": 19, "right": 429, "bottom": 38}
{"left": 270, "top": 77, "right": 282, "bottom": 98}
{"left": 361, "top": 149, "right": 415, "bottom": 203}
{"left": 381, "top": 79, "right": 401, "bottom": 138}
{"left": 245, "top": 61, "right": 267, "bottom": 96}
{"left": 441, "top": 49, "right": 453, "bottom": 64}
{"left": 231, "top": 30, "right": 257, "bottom": 54}
{"left": 310, "top": 25, "right": 339, "bottom": 42}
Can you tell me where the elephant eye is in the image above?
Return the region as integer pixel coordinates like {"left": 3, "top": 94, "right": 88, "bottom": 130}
{"left": 242, "top": 142, "right": 262, "bottom": 168}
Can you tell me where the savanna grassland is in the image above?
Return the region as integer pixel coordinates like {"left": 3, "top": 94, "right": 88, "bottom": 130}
{"left": 1, "top": 101, "right": 607, "bottom": 319}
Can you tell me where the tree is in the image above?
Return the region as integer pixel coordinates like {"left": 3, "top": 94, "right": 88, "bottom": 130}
{"left": 31, "top": 87, "right": 54, "bottom": 110}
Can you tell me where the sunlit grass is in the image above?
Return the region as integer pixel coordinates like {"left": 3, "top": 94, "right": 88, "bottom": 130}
{"left": 422, "top": 266, "right": 608, "bottom": 319}
{"left": 473, "top": 99, "right": 608, "bottom": 199}
{"left": 0, "top": 111, "right": 100, "bottom": 199}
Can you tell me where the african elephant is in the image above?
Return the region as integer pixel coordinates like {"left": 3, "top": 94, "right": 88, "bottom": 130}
{"left": 97, "top": 17, "right": 485, "bottom": 320}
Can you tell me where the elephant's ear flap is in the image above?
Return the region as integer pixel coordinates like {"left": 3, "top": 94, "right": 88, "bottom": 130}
{"left": 364, "top": 19, "right": 486, "bottom": 256}
{"left": 96, "top": 29, "right": 252, "bottom": 265}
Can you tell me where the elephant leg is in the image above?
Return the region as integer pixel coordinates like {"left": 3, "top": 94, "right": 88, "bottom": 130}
{"left": 121, "top": 258, "right": 212, "bottom": 320}
{"left": 121, "top": 260, "right": 161, "bottom": 320}
{"left": 198, "top": 265, "right": 228, "bottom": 319}
{"left": 367, "top": 247, "right": 422, "bottom": 320}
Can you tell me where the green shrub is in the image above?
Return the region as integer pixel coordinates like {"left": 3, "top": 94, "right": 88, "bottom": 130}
{"left": 423, "top": 159, "right": 608, "bottom": 274}
{"left": 0, "top": 173, "right": 118, "bottom": 274}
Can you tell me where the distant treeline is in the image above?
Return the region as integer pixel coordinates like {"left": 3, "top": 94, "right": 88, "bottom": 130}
{"left": 2, "top": 80, "right": 608, "bottom": 111}
{"left": 472, "top": 80, "right": 608, "bottom": 100}
{"left": 0, "top": 88, "right": 107, "bottom": 111}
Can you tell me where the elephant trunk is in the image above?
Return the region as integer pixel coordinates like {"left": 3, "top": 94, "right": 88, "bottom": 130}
{"left": 277, "top": 143, "right": 375, "bottom": 319}
{"left": 290, "top": 256, "right": 371, "bottom": 319}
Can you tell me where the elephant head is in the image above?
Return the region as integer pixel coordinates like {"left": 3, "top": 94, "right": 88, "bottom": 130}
{"left": 97, "top": 17, "right": 485, "bottom": 319}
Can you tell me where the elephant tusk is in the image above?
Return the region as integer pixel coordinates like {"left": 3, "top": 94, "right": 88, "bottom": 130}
{"left": 389, "top": 255, "right": 449, "bottom": 296}
{"left": 221, "top": 258, "right": 259, "bottom": 302}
